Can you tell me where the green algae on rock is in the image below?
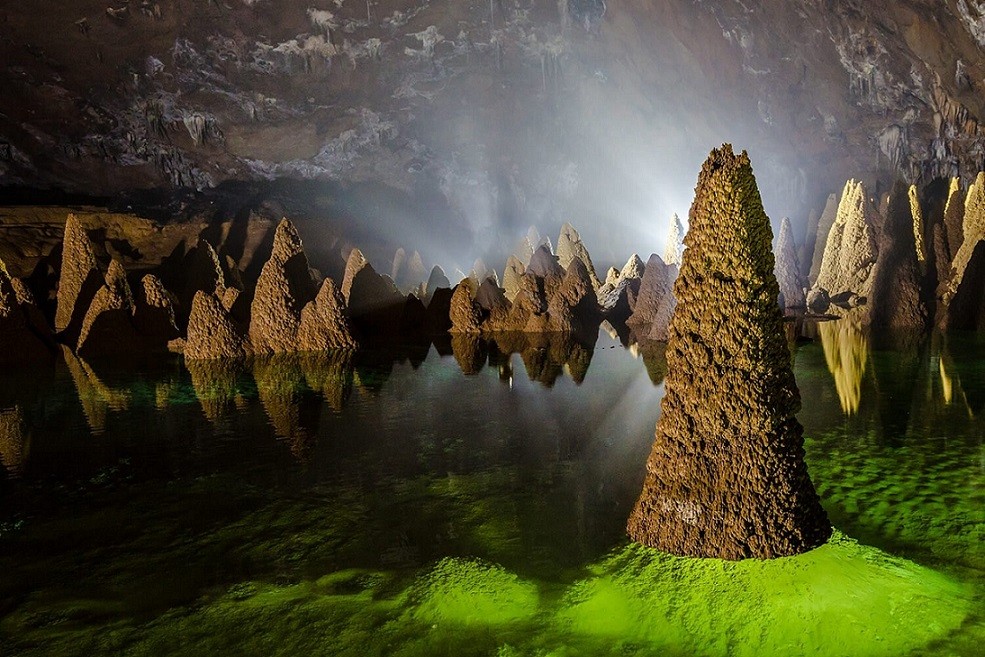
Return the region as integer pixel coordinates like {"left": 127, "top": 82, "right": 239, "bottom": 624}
{"left": 627, "top": 145, "right": 831, "bottom": 559}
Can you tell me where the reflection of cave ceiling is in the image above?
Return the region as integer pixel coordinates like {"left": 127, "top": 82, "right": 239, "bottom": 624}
{"left": 3, "top": 0, "right": 985, "bottom": 251}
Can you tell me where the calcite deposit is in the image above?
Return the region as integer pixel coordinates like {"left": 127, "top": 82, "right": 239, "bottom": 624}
{"left": 297, "top": 278, "right": 358, "bottom": 351}
{"left": 0, "top": 257, "right": 54, "bottom": 363}
{"left": 774, "top": 217, "right": 805, "bottom": 309}
{"left": 54, "top": 214, "right": 102, "bottom": 342}
{"left": 807, "top": 193, "right": 839, "bottom": 286}
{"left": 185, "top": 290, "right": 252, "bottom": 360}
{"left": 627, "top": 145, "right": 831, "bottom": 560}
{"left": 868, "top": 182, "right": 927, "bottom": 329}
{"left": 556, "top": 223, "right": 601, "bottom": 289}
{"left": 813, "top": 180, "right": 878, "bottom": 303}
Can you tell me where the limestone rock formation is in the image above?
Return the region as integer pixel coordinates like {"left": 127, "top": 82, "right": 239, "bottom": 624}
{"left": 346, "top": 259, "right": 404, "bottom": 334}
{"left": 449, "top": 279, "right": 482, "bottom": 334}
{"left": 526, "top": 245, "right": 564, "bottom": 280}
{"left": 426, "top": 286, "right": 454, "bottom": 335}
{"left": 774, "top": 217, "right": 805, "bottom": 308}
{"left": 54, "top": 214, "right": 103, "bottom": 342}
{"left": 77, "top": 260, "right": 141, "bottom": 358}
{"left": 664, "top": 214, "right": 684, "bottom": 266}
{"left": 807, "top": 193, "right": 839, "bottom": 286}
{"left": 813, "top": 180, "right": 878, "bottom": 303}
{"left": 938, "top": 172, "right": 985, "bottom": 327}
{"left": 178, "top": 239, "right": 228, "bottom": 327}
{"left": 185, "top": 290, "right": 251, "bottom": 360}
{"left": 475, "top": 277, "right": 513, "bottom": 330}
{"left": 869, "top": 182, "right": 928, "bottom": 329}
{"left": 297, "top": 278, "right": 358, "bottom": 351}
{"left": 341, "top": 248, "right": 369, "bottom": 303}
{"left": 556, "top": 223, "right": 601, "bottom": 288}
{"left": 133, "top": 274, "right": 180, "bottom": 348}
{"left": 502, "top": 255, "right": 525, "bottom": 301}
{"left": 908, "top": 185, "right": 927, "bottom": 268}
{"left": 627, "top": 145, "right": 831, "bottom": 559}
{"left": 0, "top": 257, "right": 55, "bottom": 363}
{"left": 942, "top": 241, "right": 985, "bottom": 330}
{"left": 626, "top": 254, "right": 677, "bottom": 339}
{"left": 548, "top": 258, "right": 599, "bottom": 333}
{"left": 620, "top": 254, "right": 646, "bottom": 281}
{"left": 424, "top": 265, "right": 451, "bottom": 303}
{"left": 249, "top": 218, "right": 319, "bottom": 354}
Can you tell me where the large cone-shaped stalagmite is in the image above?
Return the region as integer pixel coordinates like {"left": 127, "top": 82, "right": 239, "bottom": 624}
{"left": 627, "top": 145, "right": 831, "bottom": 560}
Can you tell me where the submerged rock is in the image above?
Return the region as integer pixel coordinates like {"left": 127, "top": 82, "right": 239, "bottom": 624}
{"left": 54, "top": 214, "right": 103, "bottom": 343}
{"left": 774, "top": 217, "right": 805, "bottom": 308}
{"left": 249, "top": 218, "right": 319, "bottom": 354}
{"left": 627, "top": 145, "right": 831, "bottom": 559}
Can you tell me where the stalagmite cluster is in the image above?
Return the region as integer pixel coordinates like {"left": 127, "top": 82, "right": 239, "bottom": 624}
{"left": 626, "top": 254, "right": 676, "bottom": 341}
{"left": 627, "top": 144, "right": 831, "bottom": 560}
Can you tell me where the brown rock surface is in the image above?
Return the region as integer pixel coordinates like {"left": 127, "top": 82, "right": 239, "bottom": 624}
{"left": 938, "top": 172, "right": 985, "bottom": 326}
{"left": 185, "top": 290, "right": 251, "bottom": 360}
{"left": 449, "top": 279, "right": 482, "bottom": 334}
{"left": 297, "top": 278, "right": 358, "bottom": 351}
{"left": 249, "top": 218, "right": 319, "bottom": 354}
{"left": 943, "top": 240, "right": 985, "bottom": 330}
{"left": 77, "top": 260, "right": 142, "bottom": 358}
{"left": 774, "top": 217, "right": 805, "bottom": 308}
{"left": 0, "top": 257, "right": 55, "bottom": 363}
{"left": 869, "top": 182, "right": 928, "bottom": 329}
{"left": 133, "top": 274, "right": 180, "bottom": 348}
{"left": 54, "top": 214, "right": 103, "bottom": 343}
{"left": 502, "top": 255, "right": 525, "bottom": 301}
{"left": 626, "top": 254, "right": 676, "bottom": 329}
{"left": 526, "top": 245, "right": 564, "bottom": 280}
{"left": 626, "top": 145, "right": 831, "bottom": 560}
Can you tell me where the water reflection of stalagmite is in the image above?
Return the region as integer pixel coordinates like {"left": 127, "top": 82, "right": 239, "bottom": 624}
{"left": 818, "top": 320, "right": 868, "bottom": 415}
{"left": 186, "top": 358, "right": 247, "bottom": 423}
{"left": 299, "top": 350, "right": 354, "bottom": 412}
{"left": 487, "top": 332, "right": 596, "bottom": 386}
{"left": 0, "top": 406, "right": 27, "bottom": 475}
{"left": 451, "top": 334, "right": 487, "bottom": 375}
{"left": 253, "top": 355, "right": 322, "bottom": 459}
{"left": 640, "top": 342, "right": 668, "bottom": 385}
{"left": 61, "top": 347, "right": 131, "bottom": 433}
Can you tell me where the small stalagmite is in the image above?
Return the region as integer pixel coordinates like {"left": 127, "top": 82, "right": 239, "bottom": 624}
{"left": 526, "top": 244, "right": 564, "bottom": 280}
{"left": 54, "top": 214, "right": 103, "bottom": 342}
{"left": 807, "top": 193, "right": 839, "bottom": 285}
{"left": 664, "top": 213, "right": 684, "bottom": 266}
{"left": 341, "top": 247, "right": 368, "bottom": 303}
{"left": 297, "top": 278, "right": 358, "bottom": 351}
{"left": 185, "top": 290, "right": 252, "bottom": 360}
{"left": 77, "top": 260, "right": 142, "bottom": 358}
{"left": 502, "top": 255, "right": 525, "bottom": 301}
{"left": 0, "top": 257, "right": 55, "bottom": 363}
{"left": 133, "top": 274, "right": 180, "bottom": 348}
{"left": 774, "top": 217, "right": 805, "bottom": 308}
{"left": 627, "top": 145, "right": 831, "bottom": 560}
{"left": 179, "top": 239, "right": 228, "bottom": 325}
{"left": 626, "top": 253, "right": 676, "bottom": 333}
{"left": 249, "top": 218, "right": 319, "bottom": 354}
{"left": 556, "top": 222, "right": 601, "bottom": 288}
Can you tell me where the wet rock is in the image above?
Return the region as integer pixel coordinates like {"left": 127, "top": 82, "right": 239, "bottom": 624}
{"left": 556, "top": 222, "right": 601, "bottom": 288}
{"left": 807, "top": 193, "right": 839, "bottom": 286}
{"left": 450, "top": 333, "right": 487, "bottom": 374}
{"left": 297, "top": 278, "right": 358, "bottom": 351}
{"left": 249, "top": 218, "right": 319, "bottom": 354}
{"left": 185, "top": 290, "right": 251, "bottom": 360}
{"left": 774, "top": 217, "right": 805, "bottom": 308}
{"left": 54, "top": 214, "right": 103, "bottom": 343}
{"left": 449, "top": 279, "right": 482, "bottom": 334}
{"left": 77, "top": 260, "right": 142, "bottom": 358}
{"left": 626, "top": 145, "right": 831, "bottom": 560}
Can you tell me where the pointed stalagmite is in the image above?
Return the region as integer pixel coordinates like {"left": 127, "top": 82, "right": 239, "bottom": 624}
{"left": 77, "top": 260, "right": 141, "bottom": 357}
{"left": 297, "top": 278, "right": 358, "bottom": 351}
{"left": 341, "top": 248, "right": 368, "bottom": 303}
{"left": 814, "top": 180, "right": 877, "bottom": 299}
{"left": 249, "top": 218, "right": 318, "bottom": 354}
{"left": 448, "top": 279, "right": 482, "bottom": 334}
{"left": 869, "top": 182, "right": 927, "bottom": 329}
{"left": 808, "top": 193, "right": 839, "bottom": 285}
{"left": 664, "top": 214, "right": 684, "bottom": 266}
{"left": 627, "top": 145, "right": 831, "bottom": 559}
{"left": 626, "top": 254, "right": 676, "bottom": 331}
{"left": 939, "top": 172, "right": 985, "bottom": 327}
{"left": 774, "top": 217, "right": 805, "bottom": 308}
{"left": 556, "top": 222, "right": 601, "bottom": 288}
{"left": 0, "top": 256, "right": 55, "bottom": 363}
{"left": 502, "top": 255, "right": 525, "bottom": 301}
{"left": 55, "top": 214, "right": 103, "bottom": 340}
{"left": 908, "top": 185, "right": 927, "bottom": 267}
{"left": 185, "top": 290, "right": 251, "bottom": 360}
{"left": 133, "top": 274, "right": 180, "bottom": 347}
{"left": 424, "top": 265, "right": 451, "bottom": 303}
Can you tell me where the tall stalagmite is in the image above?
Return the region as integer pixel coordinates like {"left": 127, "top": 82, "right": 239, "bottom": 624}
{"left": 627, "top": 145, "right": 831, "bottom": 559}
{"left": 557, "top": 223, "right": 602, "bottom": 289}
{"left": 664, "top": 213, "right": 684, "bottom": 266}
{"left": 807, "top": 193, "right": 839, "bottom": 285}
{"left": 54, "top": 214, "right": 102, "bottom": 341}
{"left": 774, "top": 217, "right": 805, "bottom": 308}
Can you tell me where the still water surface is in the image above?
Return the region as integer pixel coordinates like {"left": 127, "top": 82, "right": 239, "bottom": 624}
{"left": 0, "top": 323, "right": 982, "bottom": 656}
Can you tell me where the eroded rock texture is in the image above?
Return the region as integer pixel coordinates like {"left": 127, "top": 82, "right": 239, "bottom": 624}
{"left": 774, "top": 217, "right": 805, "bottom": 308}
{"left": 54, "top": 214, "right": 103, "bottom": 343}
{"left": 449, "top": 279, "right": 482, "bottom": 334}
{"left": 502, "top": 255, "right": 525, "bottom": 301}
{"left": 0, "top": 257, "right": 54, "bottom": 363}
{"left": 814, "top": 179, "right": 878, "bottom": 302}
{"left": 869, "top": 182, "right": 928, "bottom": 329}
{"left": 185, "top": 290, "right": 251, "bottom": 360}
{"left": 626, "top": 145, "right": 831, "bottom": 560}
{"left": 627, "top": 254, "right": 677, "bottom": 341}
{"left": 938, "top": 172, "right": 985, "bottom": 327}
{"left": 297, "top": 278, "right": 358, "bottom": 351}
{"left": 77, "top": 260, "right": 142, "bottom": 358}
{"left": 556, "top": 223, "right": 601, "bottom": 289}
{"left": 597, "top": 253, "right": 645, "bottom": 319}
{"left": 249, "top": 218, "right": 319, "bottom": 354}
{"left": 133, "top": 274, "right": 180, "bottom": 348}
{"left": 807, "top": 193, "right": 839, "bottom": 286}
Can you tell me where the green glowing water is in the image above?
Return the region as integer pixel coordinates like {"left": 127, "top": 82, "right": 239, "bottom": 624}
{"left": 0, "top": 327, "right": 982, "bottom": 656}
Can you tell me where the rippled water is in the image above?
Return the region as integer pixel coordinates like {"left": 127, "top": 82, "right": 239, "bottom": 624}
{"left": 0, "top": 323, "right": 982, "bottom": 656}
